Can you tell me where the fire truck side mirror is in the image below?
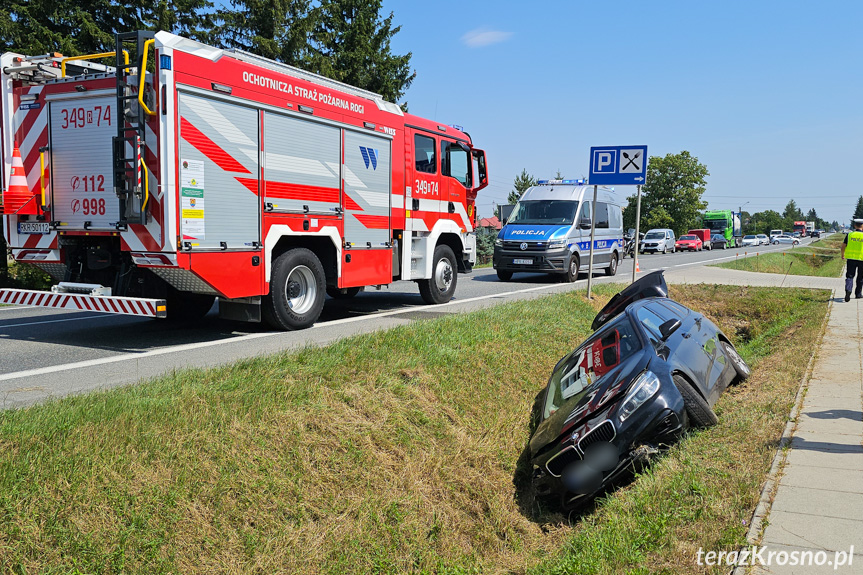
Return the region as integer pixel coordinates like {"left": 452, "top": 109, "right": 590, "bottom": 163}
{"left": 471, "top": 149, "right": 488, "bottom": 190}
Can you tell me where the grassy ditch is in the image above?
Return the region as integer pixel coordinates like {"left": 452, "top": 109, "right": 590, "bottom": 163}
{"left": 0, "top": 284, "right": 828, "bottom": 574}
{"left": 711, "top": 240, "right": 843, "bottom": 277}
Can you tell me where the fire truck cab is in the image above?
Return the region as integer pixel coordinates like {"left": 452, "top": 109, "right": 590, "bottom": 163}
{"left": 0, "top": 31, "right": 488, "bottom": 329}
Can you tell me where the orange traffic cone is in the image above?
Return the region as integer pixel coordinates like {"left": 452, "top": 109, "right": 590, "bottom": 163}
{"left": 3, "top": 147, "right": 38, "bottom": 214}
{"left": 636, "top": 260, "right": 641, "bottom": 272}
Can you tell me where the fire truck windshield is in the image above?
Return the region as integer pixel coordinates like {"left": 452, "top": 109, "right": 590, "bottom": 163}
{"left": 543, "top": 317, "right": 642, "bottom": 420}
{"left": 508, "top": 200, "right": 578, "bottom": 225}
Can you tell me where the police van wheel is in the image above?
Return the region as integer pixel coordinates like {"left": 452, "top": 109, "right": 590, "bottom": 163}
{"left": 419, "top": 245, "right": 457, "bottom": 304}
{"left": 496, "top": 270, "right": 513, "bottom": 282}
{"left": 263, "top": 248, "right": 326, "bottom": 330}
{"left": 605, "top": 253, "right": 618, "bottom": 276}
{"left": 565, "top": 255, "right": 580, "bottom": 282}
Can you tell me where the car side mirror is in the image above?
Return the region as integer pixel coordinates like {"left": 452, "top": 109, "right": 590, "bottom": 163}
{"left": 659, "top": 318, "right": 682, "bottom": 340}
{"left": 579, "top": 218, "right": 592, "bottom": 230}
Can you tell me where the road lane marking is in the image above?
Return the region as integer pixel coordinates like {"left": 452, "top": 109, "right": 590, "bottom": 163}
{"left": 0, "top": 315, "right": 107, "bottom": 329}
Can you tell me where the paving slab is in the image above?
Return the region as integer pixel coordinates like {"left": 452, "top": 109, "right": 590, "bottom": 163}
{"left": 779, "top": 463, "right": 863, "bottom": 493}
{"left": 761, "top": 510, "right": 863, "bottom": 553}
{"left": 769, "top": 485, "right": 863, "bottom": 520}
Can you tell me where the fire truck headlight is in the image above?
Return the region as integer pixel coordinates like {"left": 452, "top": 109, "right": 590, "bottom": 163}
{"left": 618, "top": 370, "right": 661, "bottom": 423}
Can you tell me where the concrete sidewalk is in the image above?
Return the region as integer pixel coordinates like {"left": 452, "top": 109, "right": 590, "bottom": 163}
{"left": 665, "top": 266, "right": 863, "bottom": 574}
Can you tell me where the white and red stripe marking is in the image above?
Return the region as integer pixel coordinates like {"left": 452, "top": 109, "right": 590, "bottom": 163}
{"left": 0, "top": 289, "right": 167, "bottom": 318}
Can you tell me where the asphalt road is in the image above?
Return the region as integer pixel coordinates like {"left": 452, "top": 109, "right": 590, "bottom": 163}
{"left": 0, "top": 238, "right": 813, "bottom": 409}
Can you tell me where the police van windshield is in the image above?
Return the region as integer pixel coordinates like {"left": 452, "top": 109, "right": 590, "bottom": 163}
{"left": 508, "top": 201, "right": 578, "bottom": 225}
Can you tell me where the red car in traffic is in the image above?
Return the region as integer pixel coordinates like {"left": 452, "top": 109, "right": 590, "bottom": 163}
{"left": 675, "top": 235, "right": 703, "bottom": 252}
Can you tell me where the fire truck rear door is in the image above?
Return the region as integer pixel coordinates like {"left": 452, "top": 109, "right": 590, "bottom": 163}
{"left": 48, "top": 94, "right": 118, "bottom": 229}
{"left": 177, "top": 91, "right": 260, "bottom": 250}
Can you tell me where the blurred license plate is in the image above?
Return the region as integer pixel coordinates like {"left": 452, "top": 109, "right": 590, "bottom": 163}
{"left": 17, "top": 222, "right": 50, "bottom": 234}
{"left": 513, "top": 258, "right": 533, "bottom": 265}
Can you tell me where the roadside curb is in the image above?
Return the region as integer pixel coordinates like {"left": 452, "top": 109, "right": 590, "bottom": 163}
{"left": 729, "top": 288, "right": 835, "bottom": 575}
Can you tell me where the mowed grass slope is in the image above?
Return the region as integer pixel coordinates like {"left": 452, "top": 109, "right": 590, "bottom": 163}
{"left": 712, "top": 234, "right": 843, "bottom": 277}
{"left": 0, "top": 284, "right": 828, "bottom": 574}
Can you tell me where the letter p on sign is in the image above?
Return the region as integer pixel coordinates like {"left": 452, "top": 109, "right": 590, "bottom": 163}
{"left": 593, "top": 150, "right": 616, "bottom": 173}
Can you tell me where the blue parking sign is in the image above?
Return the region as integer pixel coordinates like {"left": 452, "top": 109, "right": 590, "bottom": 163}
{"left": 589, "top": 145, "right": 648, "bottom": 185}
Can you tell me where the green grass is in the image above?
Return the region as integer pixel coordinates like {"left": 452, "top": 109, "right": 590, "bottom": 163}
{"left": 710, "top": 244, "right": 843, "bottom": 277}
{"left": 0, "top": 284, "right": 828, "bottom": 574}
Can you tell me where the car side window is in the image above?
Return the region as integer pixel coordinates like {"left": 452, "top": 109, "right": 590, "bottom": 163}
{"left": 636, "top": 306, "right": 667, "bottom": 343}
{"left": 595, "top": 202, "right": 610, "bottom": 229}
{"left": 578, "top": 200, "right": 591, "bottom": 225}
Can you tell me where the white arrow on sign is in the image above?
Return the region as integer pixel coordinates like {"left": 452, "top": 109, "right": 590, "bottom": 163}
{"left": 634, "top": 177, "right": 644, "bottom": 182}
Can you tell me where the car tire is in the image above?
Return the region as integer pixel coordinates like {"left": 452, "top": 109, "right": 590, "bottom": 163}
{"left": 326, "top": 286, "right": 361, "bottom": 299}
{"left": 263, "top": 248, "right": 326, "bottom": 330}
{"left": 722, "top": 242, "right": 726, "bottom": 250}
{"left": 605, "top": 253, "right": 618, "bottom": 276}
{"left": 564, "top": 254, "right": 580, "bottom": 282}
{"left": 673, "top": 374, "right": 718, "bottom": 428}
{"left": 419, "top": 245, "right": 458, "bottom": 304}
{"left": 496, "top": 270, "right": 513, "bottom": 282}
{"left": 662, "top": 245, "right": 668, "bottom": 254}
{"left": 721, "top": 341, "right": 751, "bottom": 383}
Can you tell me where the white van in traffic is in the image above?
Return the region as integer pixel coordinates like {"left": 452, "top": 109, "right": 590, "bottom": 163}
{"left": 640, "top": 229, "right": 676, "bottom": 254}
{"left": 493, "top": 180, "right": 624, "bottom": 281}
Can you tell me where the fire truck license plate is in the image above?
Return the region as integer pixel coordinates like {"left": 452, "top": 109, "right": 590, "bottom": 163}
{"left": 17, "top": 222, "right": 50, "bottom": 235}
{"left": 513, "top": 258, "right": 533, "bottom": 265}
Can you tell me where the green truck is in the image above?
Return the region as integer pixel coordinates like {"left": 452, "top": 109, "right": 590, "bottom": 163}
{"left": 703, "top": 210, "right": 742, "bottom": 248}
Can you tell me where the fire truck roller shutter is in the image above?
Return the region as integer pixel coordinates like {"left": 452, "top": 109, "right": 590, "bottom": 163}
{"left": 342, "top": 129, "right": 391, "bottom": 248}
{"left": 178, "top": 92, "right": 260, "bottom": 250}
{"left": 263, "top": 112, "right": 341, "bottom": 214}
{"left": 49, "top": 95, "right": 118, "bottom": 229}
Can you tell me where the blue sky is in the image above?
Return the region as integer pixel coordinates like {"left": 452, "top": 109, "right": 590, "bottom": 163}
{"left": 382, "top": 0, "right": 862, "bottom": 224}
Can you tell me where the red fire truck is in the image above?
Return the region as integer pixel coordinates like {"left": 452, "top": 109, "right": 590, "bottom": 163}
{"left": 0, "top": 32, "right": 487, "bottom": 329}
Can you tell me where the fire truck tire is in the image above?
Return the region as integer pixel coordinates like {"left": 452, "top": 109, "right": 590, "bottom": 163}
{"left": 165, "top": 289, "right": 215, "bottom": 321}
{"left": 419, "top": 245, "right": 457, "bottom": 304}
{"left": 326, "top": 286, "right": 361, "bottom": 299}
{"left": 263, "top": 248, "right": 326, "bottom": 330}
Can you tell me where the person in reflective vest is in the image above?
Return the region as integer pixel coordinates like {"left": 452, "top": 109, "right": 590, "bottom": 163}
{"left": 841, "top": 218, "right": 863, "bottom": 302}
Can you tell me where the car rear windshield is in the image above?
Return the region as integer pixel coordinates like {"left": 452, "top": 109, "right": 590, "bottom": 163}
{"left": 679, "top": 235, "right": 696, "bottom": 240}
{"left": 507, "top": 200, "right": 578, "bottom": 225}
{"left": 644, "top": 231, "right": 664, "bottom": 239}
{"left": 543, "top": 317, "right": 642, "bottom": 420}
{"left": 744, "top": 235, "right": 756, "bottom": 239}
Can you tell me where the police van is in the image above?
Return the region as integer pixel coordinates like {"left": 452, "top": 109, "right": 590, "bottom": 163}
{"left": 493, "top": 180, "right": 624, "bottom": 281}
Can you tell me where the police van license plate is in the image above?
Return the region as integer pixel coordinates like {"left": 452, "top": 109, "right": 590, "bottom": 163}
{"left": 17, "top": 222, "right": 50, "bottom": 235}
{"left": 513, "top": 258, "right": 533, "bottom": 265}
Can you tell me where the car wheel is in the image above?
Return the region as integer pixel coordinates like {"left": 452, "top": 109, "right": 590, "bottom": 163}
{"left": 263, "top": 248, "right": 326, "bottom": 330}
{"left": 419, "top": 245, "right": 458, "bottom": 304}
{"left": 565, "top": 254, "right": 580, "bottom": 282}
{"left": 663, "top": 245, "right": 668, "bottom": 254}
{"left": 673, "top": 374, "right": 718, "bottom": 428}
{"left": 605, "top": 253, "right": 618, "bottom": 276}
{"left": 326, "top": 286, "right": 362, "bottom": 299}
{"left": 721, "top": 341, "right": 751, "bottom": 383}
{"left": 496, "top": 270, "right": 513, "bottom": 281}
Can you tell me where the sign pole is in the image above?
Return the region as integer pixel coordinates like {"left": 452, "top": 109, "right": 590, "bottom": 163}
{"left": 586, "top": 184, "right": 598, "bottom": 299}
{"left": 632, "top": 184, "right": 642, "bottom": 283}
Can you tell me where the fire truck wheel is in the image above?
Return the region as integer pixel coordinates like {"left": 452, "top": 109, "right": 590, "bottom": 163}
{"left": 326, "top": 286, "right": 361, "bottom": 299}
{"left": 419, "top": 245, "right": 457, "bottom": 304}
{"left": 165, "top": 289, "right": 215, "bottom": 321}
{"left": 264, "top": 248, "right": 326, "bottom": 330}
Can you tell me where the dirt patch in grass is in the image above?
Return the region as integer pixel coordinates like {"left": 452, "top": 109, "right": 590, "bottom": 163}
{"left": 0, "top": 284, "right": 829, "bottom": 574}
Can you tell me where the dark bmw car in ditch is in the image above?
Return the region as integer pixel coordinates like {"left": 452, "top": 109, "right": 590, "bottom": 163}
{"left": 528, "top": 271, "right": 750, "bottom": 510}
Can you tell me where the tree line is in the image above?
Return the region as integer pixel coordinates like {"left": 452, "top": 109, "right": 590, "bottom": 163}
{"left": 0, "top": 0, "right": 415, "bottom": 106}
{"left": 497, "top": 151, "right": 844, "bottom": 241}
